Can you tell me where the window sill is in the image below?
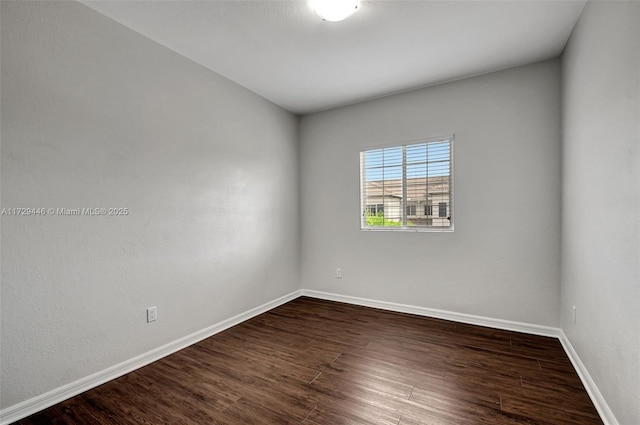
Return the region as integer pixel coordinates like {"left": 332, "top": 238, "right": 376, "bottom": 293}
{"left": 360, "top": 226, "right": 454, "bottom": 233}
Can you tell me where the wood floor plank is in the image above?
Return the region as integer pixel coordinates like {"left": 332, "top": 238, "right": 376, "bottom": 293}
{"left": 330, "top": 349, "right": 445, "bottom": 380}
{"left": 304, "top": 399, "right": 401, "bottom": 425}
{"left": 13, "top": 297, "right": 603, "bottom": 424}
{"left": 500, "top": 393, "right": 601, "bottom": 425}
{"left": 414, "top": 373, "right": 502, "bottom": 410}
{"left": 18, "top": 406, "right": 75, "bottom": 425}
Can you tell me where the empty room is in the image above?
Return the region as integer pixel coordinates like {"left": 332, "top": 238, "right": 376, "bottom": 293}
{"left": 1, "top": 0, "right": 638, "bottom": 424}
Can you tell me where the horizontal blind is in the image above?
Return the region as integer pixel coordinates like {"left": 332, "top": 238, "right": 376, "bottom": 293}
{"left": 360, "top": 138, "right": 453, "bottom": 230}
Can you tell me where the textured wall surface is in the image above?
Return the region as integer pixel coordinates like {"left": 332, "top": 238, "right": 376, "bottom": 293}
{"left": 561, "top": 2, "right": 640, "bottom": 423}
{"left": 1, "top": 1, "right": 299, "bottom": 409}
{"left": 299, "top": 60, "right": 562, "bottom": 327}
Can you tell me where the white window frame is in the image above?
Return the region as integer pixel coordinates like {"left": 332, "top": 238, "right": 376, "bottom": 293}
{"left": 359, "top": 135, "right": 454, "bottom": 232}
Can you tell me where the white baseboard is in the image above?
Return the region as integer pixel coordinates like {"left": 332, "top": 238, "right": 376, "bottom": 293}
{"left": 2, "top": 288, "right": 618, "bottom": 425}
{"left": 557, "top": 330, "right": 619, "bottom": 425}
{"left": 0, "top": 289, "right": 302, "bottom": 425}
{"left": 301, "top": 289, "right": 618, "bottom": 425}
{"left": 300, "top": 289, "right": 561, "bottom": 337}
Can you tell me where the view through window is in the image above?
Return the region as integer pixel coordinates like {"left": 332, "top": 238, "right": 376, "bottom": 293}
{"left": 360, "top": 137, "right": 453, "bottom": 231}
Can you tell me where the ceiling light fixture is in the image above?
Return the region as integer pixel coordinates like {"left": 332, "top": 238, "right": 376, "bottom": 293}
{"left": 311, "top": 0, "right": 360, "bottom": 22}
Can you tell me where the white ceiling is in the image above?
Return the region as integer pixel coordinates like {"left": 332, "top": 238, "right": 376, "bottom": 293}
{"left": 82, "top": 0, "right": 586, "bottom": 115}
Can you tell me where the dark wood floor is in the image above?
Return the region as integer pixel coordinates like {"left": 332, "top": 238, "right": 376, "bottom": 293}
{"left": 16, "top": 297, "right": 602, "bottom": 425}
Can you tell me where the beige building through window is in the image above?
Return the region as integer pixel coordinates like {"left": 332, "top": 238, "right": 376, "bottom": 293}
{"left": 363, "top": 175, "right": 451, "bottom": 228}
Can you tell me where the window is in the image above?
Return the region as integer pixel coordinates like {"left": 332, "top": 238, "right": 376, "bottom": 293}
{"left": 366, "top": 204, "right": 384, "bottom": 215}
{"left": 425, "top": 203, "right": 433, "bottom": 216}
{"left": 360, "top": 137, "right": 453, "bottom": 231}
{"left": 438, "top": 202, "right": 448, "bottom": 218}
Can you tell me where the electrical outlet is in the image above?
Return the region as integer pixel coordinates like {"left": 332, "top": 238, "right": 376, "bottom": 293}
{"left": 336, "top": 268, "right": 342, "bottom": 278}
{"left": 147, "top": 306, "right": 157, "bottom": 323}
{"left": 572, "top": 306, "right": 577, "bottom": 323}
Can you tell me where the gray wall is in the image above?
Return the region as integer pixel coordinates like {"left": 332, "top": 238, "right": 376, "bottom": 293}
{"left": 561, "top": 2, "right": 640, "bottom": 424}
{"left": 300, "top": 60, "right": 562, "bottom": 327}
{"left": 1, "top": 1, "right": 299, "bottom": 408}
